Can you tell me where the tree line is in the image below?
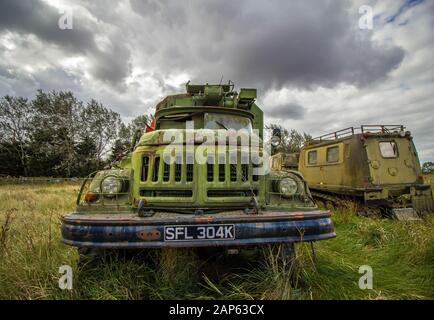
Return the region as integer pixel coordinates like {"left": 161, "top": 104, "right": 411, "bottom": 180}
{"left": 0, "top": 90, "right": 149, "bottom": 177}
{"left": 1, "top": 90, "right": 432, "bottom": 177}
{"left": 0, "top": 91, "right": 313, "bottom": 178}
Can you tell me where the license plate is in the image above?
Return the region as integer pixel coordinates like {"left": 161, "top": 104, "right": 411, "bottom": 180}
{"left": 164, "top": 224, "right": 235, "bottom": 241}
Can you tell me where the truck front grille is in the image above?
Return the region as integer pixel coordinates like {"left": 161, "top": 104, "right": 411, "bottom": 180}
{"left": 152, "top": 157, "right": 160, "bottom": 182}
{"left": 142, "top": 151, "right": 261, "bottom": 183}
{"left": 140, "top": 189, "right": 193, "bottom": 197}
{"left": 140, "top": 149, "right": 262, "bottom": 203}
{"left": 207, "top": 189, "right": 258, "bottom": 197}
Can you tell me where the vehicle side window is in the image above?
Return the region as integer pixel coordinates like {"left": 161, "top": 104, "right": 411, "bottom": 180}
{"left": 308, "top": 150, "right": 317, "bottom": 165}
{"left": 326, "top": 146, "right": 339, "bottom": 163}
{"left": 379, "top": 141, "right": 398, "bottom": 158}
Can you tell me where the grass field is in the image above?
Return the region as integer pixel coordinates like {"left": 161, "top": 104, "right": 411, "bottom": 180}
{"left": 0, "top": 182, "right": 433, "bottom": 300}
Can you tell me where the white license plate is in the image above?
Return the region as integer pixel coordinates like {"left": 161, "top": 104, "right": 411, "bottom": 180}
{"left": 164, "top": 224, "right": 235, "bottom": 241}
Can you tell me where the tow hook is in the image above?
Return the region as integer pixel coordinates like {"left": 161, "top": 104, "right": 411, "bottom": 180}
{"left": 245, "top": 196, "right": 259, "bottom": 214}
{"left": 244, "top": 207, "right": 257, "bottom": 214}
{"left": 137, "top": 199, "right": 155, "bottom": 217}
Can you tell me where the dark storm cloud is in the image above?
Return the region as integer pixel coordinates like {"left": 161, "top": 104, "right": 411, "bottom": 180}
{"left": 129, "top": 0, "right": 165, "bottom": 18}
{"left": 0, "top": 0, "right": 405, "bottom": 92}
{"left": 0, "top": 0, "right": 131, "bottom": 86}
{"left": 267, "top": 103, "right": 306, "bottom": 120}
{"left": 0, "top": 0, "right": 433, "bottom": 161}
{"left": 160, "top": 0, "right": 405, "bottom": 90}
{"left": 0, "top": 0, "right": 94, "bottom": 51}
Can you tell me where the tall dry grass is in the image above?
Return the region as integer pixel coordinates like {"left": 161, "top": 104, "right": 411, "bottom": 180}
{"left": 0, "top": 181, "right": 433, "bottom": 300}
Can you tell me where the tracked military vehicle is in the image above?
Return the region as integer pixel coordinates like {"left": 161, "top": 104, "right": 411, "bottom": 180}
{"left": 296, "top": 125, "right": 433, "bottom": 219}
{"left": 61, "top": 82, "right": 335, "bottom": 264}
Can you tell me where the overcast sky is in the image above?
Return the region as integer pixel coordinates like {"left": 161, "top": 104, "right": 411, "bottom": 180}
{"left": 0, "top": 0, "right": 433, "bottom": 162}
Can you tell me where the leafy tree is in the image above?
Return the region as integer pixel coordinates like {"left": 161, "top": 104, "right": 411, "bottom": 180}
{"left": 0, "top": 96, "right": 33, "bottom": 176}
{"left": 0, "top": 90, "right": 152, "bottom": 177}
{"left": 81, "top": 99, "right": 122, "bottom": 167}
{"left": 0, "top": 142, "right": 25, "bottom": 176}
{"left": 110, "top": 123, "right": 132, "bottom": 163}
{"left": 75, "top": 135, "right": 100, "bottom": 176}
{"left": 109, "top": 114, "right": 154, "bottom": 163}
{"left": 266, "top": 124, "right": 312, "bottom": 154}
{"left": 31, "top": 90, "right": 83, "bottom": 177}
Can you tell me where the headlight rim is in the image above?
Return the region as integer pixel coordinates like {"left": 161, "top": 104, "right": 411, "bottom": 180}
{"left": 279, "top": 177, "right": 298, "bottom": 196}
{"left": 271, "top": 135, "right": 281, "bottom": 147}
{"left": 100, "top": 175, "right": 124, "bottom": 198}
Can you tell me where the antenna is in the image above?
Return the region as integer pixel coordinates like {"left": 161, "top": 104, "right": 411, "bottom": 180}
{"left": 219, "top": 75, "right": 223, "bottom": 85}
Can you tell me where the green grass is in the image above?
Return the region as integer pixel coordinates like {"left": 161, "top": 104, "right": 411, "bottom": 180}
{"left": 0, "top": 182, "right": 433, "bottom": 300}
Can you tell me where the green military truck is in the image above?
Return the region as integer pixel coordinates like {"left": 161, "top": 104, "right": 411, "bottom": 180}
{"left": 61, "top": 82, "right": 335, "bottom": 264}
{"left": 293, "top": 125, "right": 434, "bottom": 219}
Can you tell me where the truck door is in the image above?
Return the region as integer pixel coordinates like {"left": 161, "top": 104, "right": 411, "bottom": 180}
{"left": 365, "top": 137, "right": 418, "bottom": 185}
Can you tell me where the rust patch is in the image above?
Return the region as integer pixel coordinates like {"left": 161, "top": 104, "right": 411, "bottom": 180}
{"left": 138, "top": 229, "right": 161, "bottom": 240}
{"left": 194, "top": 216, "right": 215, "bottom": 223}
{"left": 292, "top": 213, "right": 305, "bottom": 219}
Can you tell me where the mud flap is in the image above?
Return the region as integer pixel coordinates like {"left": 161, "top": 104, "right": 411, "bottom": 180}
{"left": 392, "top": 208, "right": 421, "bottom": 221}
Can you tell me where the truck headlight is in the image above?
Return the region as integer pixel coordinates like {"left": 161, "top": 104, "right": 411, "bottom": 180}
{"left": 271, "top": 135, "right": 281, "bottom": 147}
{"left": 277, "top": 177, "right": 298, "bottom": 196}
{"left": 101, "top": 175, "right": 123, "bottom": 197}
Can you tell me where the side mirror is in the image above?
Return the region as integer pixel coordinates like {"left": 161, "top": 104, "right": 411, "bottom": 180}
{"left": 271, "top": 128, "right": 282, "bottom": 147}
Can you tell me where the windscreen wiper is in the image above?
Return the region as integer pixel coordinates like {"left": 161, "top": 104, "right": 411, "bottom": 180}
{"left": 215, "top": 120, "right": 228, "bottom": 130}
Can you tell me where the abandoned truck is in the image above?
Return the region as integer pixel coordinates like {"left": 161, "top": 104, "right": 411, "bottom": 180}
{"left": 61, "top": 82, "right": 335, "bottom": 263}
{"left": 295, "top": 125, "right": 434, "bottom": 219}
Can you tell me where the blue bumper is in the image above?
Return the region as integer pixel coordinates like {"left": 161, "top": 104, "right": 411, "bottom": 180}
{"left": 61, "top": 210, "right": 335, "bottom": 248}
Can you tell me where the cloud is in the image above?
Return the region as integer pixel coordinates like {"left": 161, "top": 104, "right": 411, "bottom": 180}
{"left": 385, "top": 0, "right": 424, "bottom": 23}
{"left": 0, "top": 0, "right": 433, "bottom": 162}
{"left": 0, "top": 0, "right": 94, "bottom": 51}
{"left": 267, "top": 103, "right": 306, "bottom": 120}
{"left": 69, "top": 0, "right": 405, "bottom": 91}
{"left": 0, "top": 0, "right": 131, "bottom": 86}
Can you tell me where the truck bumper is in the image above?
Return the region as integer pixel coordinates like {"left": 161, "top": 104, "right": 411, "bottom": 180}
{"left": 61, "top": 210, "right": 335, "bottom": 249}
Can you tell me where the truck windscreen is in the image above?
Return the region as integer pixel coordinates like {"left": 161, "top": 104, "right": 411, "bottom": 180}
{"left": 204, "top": 113, "right": 253, "bottom": 133}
